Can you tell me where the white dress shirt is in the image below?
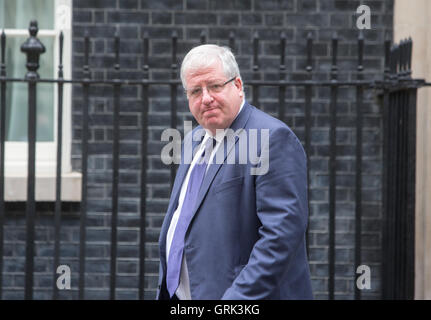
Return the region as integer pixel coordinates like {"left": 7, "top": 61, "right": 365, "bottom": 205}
{"left": 166, "top": 99, "right": 244, "bottom": 299}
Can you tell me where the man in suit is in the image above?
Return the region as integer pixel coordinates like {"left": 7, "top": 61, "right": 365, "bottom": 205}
{"left": 157, "top": 44, "right": 313, "bottom": 300}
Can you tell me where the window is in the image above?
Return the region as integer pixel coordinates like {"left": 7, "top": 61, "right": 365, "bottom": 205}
{"left": 1, "top": 0, "right": 78, "bottom": 201}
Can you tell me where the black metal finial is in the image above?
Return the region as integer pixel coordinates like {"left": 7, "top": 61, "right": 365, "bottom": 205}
{"left": 404, "top": 39, "right": 409, "bottom": 74}
{"left": 400, "top": 39, "right": 406, "bottom": 74}
{"left": 171, "top": 31, "right": 178, "bottom": 73}
{"left": 391, "top": 44, "right": 398, "bottom": 76}
{"left": 229, "top": 31, "right": 235, "bottom": 53}
{"left": 395, "top": 43, "right": 401, "bottom": 76}
{"left": 20, "top": 20, "right": 46, "bottom": 79}
{"left": 330, "top": 32, "right": 338, "bottom": 80}
{"left": 306, "top": 32, "right": 313, "bottom": 73}
{"left": 404, "top": 38, "right": 411, "bottom": 76}
{"left": 0, "top": 30, "right": 5, "bottom": 77}
{"left": 384, "top": 31, "right": 391, "bottom": 78}
{"left": 59, "top": 31, "right": 64, "bottom": 65}
{"left": 1, "top": 30, "right": 5, "bottom": 64}
{"left": 114, "top": 31, "right": 120, "bottom": 70}
{"left": 83, "top": 30, "right": 90, "bottom": 78}
{"left": 58, "top": 31, "right": 64, "bottom": 78}
{"left": 280, "top": 31, "right": 286, "bottom": 69}
{"left": 142, "top": 31, "right": 149, "bottom": 73}
{"left": 253, "top": 31, "right": 259, "bottom": 72}
{"left": 384, "top": 30, "right": 391, "bottom": 45}
{"left": 406, "top": 37, "right": 412, "bottom": 77}
{"left": 29, "top": 20, "right": 38, "bottom": 37}
{"left": 357, "top": 31, "right": 364, "bottom": 72}
{"left": 200, "top": 30, "right": 207, "bottom": 44}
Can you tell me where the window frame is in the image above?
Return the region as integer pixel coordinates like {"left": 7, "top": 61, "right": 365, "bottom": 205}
{"left": 3, "top": 0, "right": 72, "bottom": 175}
{"left": 2, "top": 0, "right": 79, "bottom": 201}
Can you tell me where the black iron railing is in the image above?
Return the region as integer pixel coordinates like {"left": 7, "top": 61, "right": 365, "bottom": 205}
{"left": 381, "top": 38, "right": 419, "bottom": 300}
{"left": 0, "top": 21, "right": 428, "bottom": 300}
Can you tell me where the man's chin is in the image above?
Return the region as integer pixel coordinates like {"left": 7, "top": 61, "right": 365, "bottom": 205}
{"left": 203, "top": 118, "right": 221, "bottom": 129}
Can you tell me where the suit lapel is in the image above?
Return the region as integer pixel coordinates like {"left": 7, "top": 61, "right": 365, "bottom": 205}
{"left": 188, "top": 102, "right": 254, "bottom": 226}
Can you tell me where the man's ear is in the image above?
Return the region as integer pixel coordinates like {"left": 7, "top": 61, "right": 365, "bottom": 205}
{"left": 235, "top": 77, "right": 243, "bottom": 97}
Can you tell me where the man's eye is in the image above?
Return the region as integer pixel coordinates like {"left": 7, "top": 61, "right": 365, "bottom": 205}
{"left": 210, "top": 84, "right": 222, "bottom": 91}
{"left": 191, "top": 88, "right": 201, "bottom": 95}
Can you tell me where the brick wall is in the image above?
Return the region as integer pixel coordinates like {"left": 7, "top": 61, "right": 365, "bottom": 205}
{"left": 3, "top": 0, "right": 393, "bottom": 299}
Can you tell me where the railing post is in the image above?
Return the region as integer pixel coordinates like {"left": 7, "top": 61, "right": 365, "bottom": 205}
{"left": 0, "top": 29, "right": 6, "bottom": 300}
{"left": 110, "top": 31, "right": 121, "bottom": 300}
{"left": 304, "top": 32, "right": 313, "bottom": 258}
{"left": 278, "top": 31, "right": 286, "bottom": 122}
{"left": 170, "top": 31, "right": 178, "bottom": 190}
{"left": 328, "top": 31, "right": 338, "bottom": 301}
{"left": 139, "top": 31, "right": 149, "bottom": 300}
{"left": 382, "top": 38, "right": 418, "bottom": 300}
{"left": 52, "top": 30, "right": 64, "bottom": 300}
{"left": 405, "top": 82, "right": 416, "bottom": 301}
{"left": 79, "top": 30, "right": 91, "bottom": 300}
{"left": 381, "top": 32, "right": 391, "bottom": 300}
{"left": 354, "top": 30, "right": 364, "bottom": 300}
{"left": 20, "top": 20, "right": 46, "bottom": 300}
{"left": 252, "top": 31, "right": 260, "bottom": 107}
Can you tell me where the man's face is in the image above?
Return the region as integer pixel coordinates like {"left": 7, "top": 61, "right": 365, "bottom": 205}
{"left": 185, "top": 60, "right": 243, "bottom": 134}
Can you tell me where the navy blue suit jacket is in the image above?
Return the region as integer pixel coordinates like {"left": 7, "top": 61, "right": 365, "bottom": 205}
{"left": 157, "top": 102, "right": 313, "bottom": 299}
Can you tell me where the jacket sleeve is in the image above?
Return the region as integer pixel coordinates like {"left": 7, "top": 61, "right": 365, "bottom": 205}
{"left": 221, "top": 125, "right": 309, "bottom": 299}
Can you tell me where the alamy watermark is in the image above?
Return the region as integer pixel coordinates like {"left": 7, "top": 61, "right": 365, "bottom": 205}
{"left": 160, "top": 121, "right": 270, "bottom": 175}
{"left": 356, "top": 5, "right": 371, "bottom": 30}
{"left": 356, "top": 264, "right": 371, "bottom": 290}
{"left": 56, "top": 265, "right": 71, "bottom": 290}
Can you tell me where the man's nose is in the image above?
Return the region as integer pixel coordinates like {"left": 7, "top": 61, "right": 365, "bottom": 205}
{"left": 201, "top": 87, "right": 213, "bottom": 104}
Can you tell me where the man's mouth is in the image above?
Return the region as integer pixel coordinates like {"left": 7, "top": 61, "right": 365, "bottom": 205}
{"left": 203, "top": 107, "right": 218, "bottom": 115}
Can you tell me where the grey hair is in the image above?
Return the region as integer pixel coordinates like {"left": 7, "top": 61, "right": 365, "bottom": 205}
{"left": 180, "top": 44, "right": 242, "bottom": 89}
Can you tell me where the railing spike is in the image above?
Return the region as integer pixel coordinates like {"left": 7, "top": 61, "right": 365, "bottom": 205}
{"left": 280, "top": 31, "right": 286, "bottom": 68}
{"left": 253, "top": 31, "right": 259, "bottom": 72}
{"left": 357, "top": 30, "right": 364, "bottom": 72}
{"left": 171, "top": 31, "right": 178, "bottom": 74}
{"left": 58, "top": 31, "right": 64, "bottom": 78}
{"left": 407, "top": 37, "right": 412, "bottom": 76}
{"left": 142, "top": 32, "right": 149, "bottom": 72}
{"left": 1, "top": 30, "right": 5, "bottom": 65}
{"left": 385, "top": 30, "right": 391, "bottom": 41}
{"left": 331, "top": 32, "right": 338, "bottom": 79}
{"left": 84, "top": 30, "right": 90, "bottom": 74}
{"left": 229, "top": 31, "right": 235, "bottom": 53}
{"left": 114, "top": 31, "right": 120, "bottom": 70}
{"left": 200, "top": 30, "right": 207, "bottom": 44}
{"left": 306, "top": 32, "right": 313, "bottom": 72}
{"left": 384, "top": 33, "right": 391, "bottom": 78}
{"left": 399, "top": 39, "right": 405, "bottom": 73}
